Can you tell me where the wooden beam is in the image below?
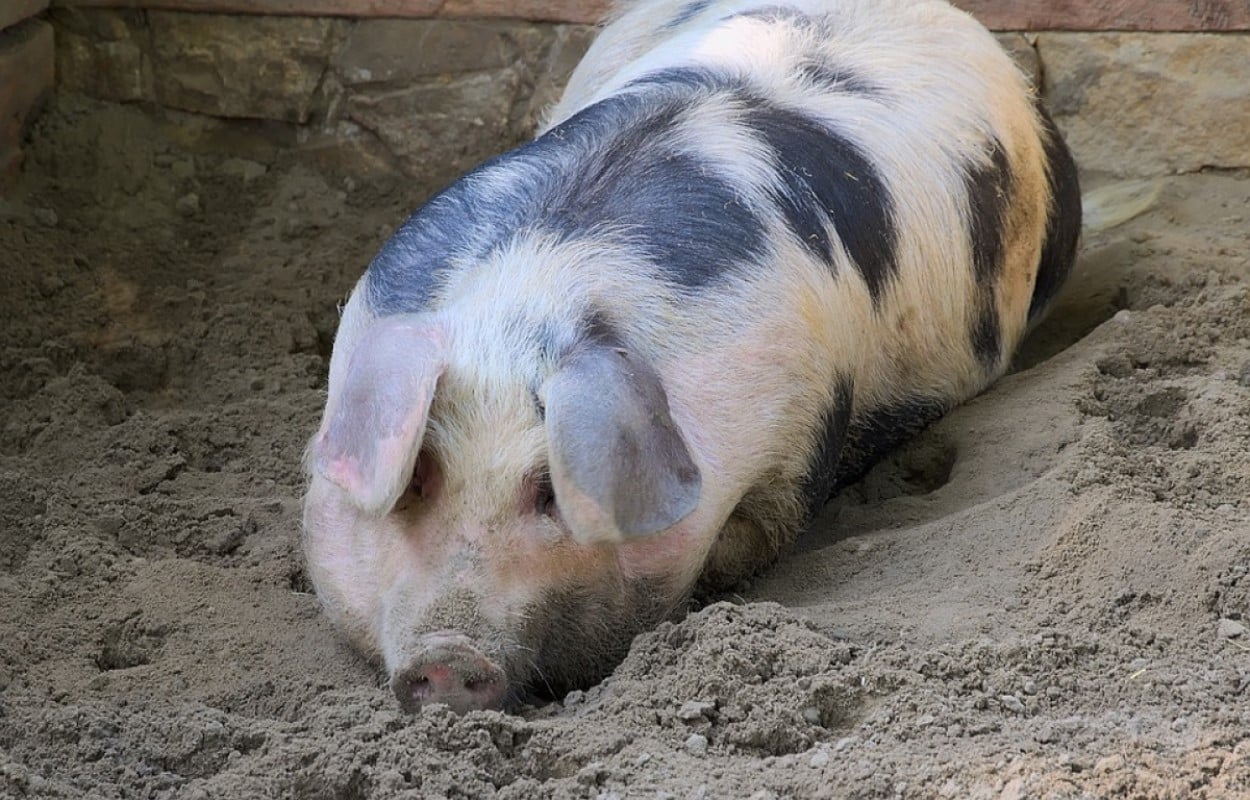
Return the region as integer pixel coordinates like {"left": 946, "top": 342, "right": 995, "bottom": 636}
{"left": 50, "top": 0, "right": 1250, "bottom": 30}
{"left": 952, "top": 0, "right": 1250, "bottom": 31}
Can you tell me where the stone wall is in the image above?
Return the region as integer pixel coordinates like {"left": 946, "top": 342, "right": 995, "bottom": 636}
{"left": 13, "top": 3, "right": 1250, "bottom": 187}
{"left": 51, "top": 7, "right": 594, "bottom": 188}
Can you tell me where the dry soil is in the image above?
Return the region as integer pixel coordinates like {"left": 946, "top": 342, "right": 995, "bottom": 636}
{"left": 1, "top": 96, "right": 1248, "bottom": 799}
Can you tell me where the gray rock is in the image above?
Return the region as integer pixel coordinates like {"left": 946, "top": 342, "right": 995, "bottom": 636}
{"left": 175, "top": 192, "right": 200, "bottom": 217}
{"left": 52, "top": 9, "right": 153, "bottom": 103}
{"left": 995, "top": 33, "right": 1041, "bottom": 90}
{"left": 1218, "top": 618, "right": 1247, "bottom": 639}
{"left": 347, "top": 69, "right": 524, "bottom": 189}
{"left": 1038, "top": 33, "right": 1250, "bottom": 175}
{"left": 684, "top": 733, "right": 708, "bottom": 756}
{"left": 147, "top": 12, "right": 345, "bottom": 124}
{"left": 220, "top": 157, "right": 268, "bottom": 183}
{"left": 677, "top": 700, "right": 715, "bottom": 721}
{"left": 335, "top": 19, "right": 547, "bottom": 86}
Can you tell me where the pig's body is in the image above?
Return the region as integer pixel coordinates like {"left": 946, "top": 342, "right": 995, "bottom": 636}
{"left": 303, "top": 0, "right": 1081, "bottom": 712}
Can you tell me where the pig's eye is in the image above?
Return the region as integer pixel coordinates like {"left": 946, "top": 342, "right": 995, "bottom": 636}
{"left": 534, "top": 473, "right": 557, "bottom": 518}
{"left": 396, "top": 449, "right": 439, "bottom": 512}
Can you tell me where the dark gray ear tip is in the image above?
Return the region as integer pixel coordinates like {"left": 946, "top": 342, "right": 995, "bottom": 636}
{"left": 614, "top": 464, "right": 702, "bottom": 538}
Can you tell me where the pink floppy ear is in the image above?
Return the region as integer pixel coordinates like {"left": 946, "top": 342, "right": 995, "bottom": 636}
{"left": 311, "top": 317, "right": 447, "bottom": 516}
{"left": 542, "top": 340, "right": 701, "bottom": 544}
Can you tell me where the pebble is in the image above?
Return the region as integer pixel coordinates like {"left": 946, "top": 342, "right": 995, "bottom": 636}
{"left": 678, "top": 700, "right": 715, "bottom": 721}
{"left": 32, "top": 207, "right": 58, "bottom": 227}
{"left": 176, "top": 193, "right": 201, "bottom": 217}
{"left": 999, "top": 694, "right": 1026, "bottom": 714}
{"left": 1094, "top": 754, "right": 1125, "bottom": 774}
{"left": 801, "top": 706, "right": 821, "bottom": 725}
{"left": 220, "top": 157, "right": 268, "bottom": 183}
{"left": 563, "top": 689, "right": 584, "bottom": 706}
{"left": 1034, "top": 724, "right": 1060, "bottom": 744}
{"left": 809, "top": 748, "right": 830, "bottom": 768}
{"left": 684, "top": 733, "right": 708, "bottom": 756}
{"left": 1218, "top": 618, "right": 1247, "bottom": 639}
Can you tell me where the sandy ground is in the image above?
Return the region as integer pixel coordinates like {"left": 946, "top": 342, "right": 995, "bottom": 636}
{"left": 1, "top": 96, "right": 1248, "bottom": 799}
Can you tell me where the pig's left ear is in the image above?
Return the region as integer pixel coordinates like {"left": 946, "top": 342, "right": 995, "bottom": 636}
{"left": 312, "top": 316, "right": 447, "bottom": 516}
{"left": 542, "top": 342, "right": 701, "bottom": 544}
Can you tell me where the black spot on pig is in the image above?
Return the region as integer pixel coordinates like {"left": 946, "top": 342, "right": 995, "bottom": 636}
{"left": 546, "top": 146, "right": 767, "bottom": 289}
{"left": 1028, "top": 102, "right": 1082, "bottom": 325}
{"left": 966, "top": 139, "right": 1013, "bottom": 286}
{"left": 526, "top": 76, "right": 768, "bottom": 289}
{"left": 971, "top": 299, "right": 1002, "bottom": 368}
{"left": 742, "top": 103, "right": 898, "bottom": 301}
{"left": 797, "top": 59, "right": 881, "bottom": 96}
{"left": 667, "top": 0, "right": 713, "bottom": 27}
{"left": 732, "top": 5, "right": 818, "bottom": 26}
{"left": 964, "top": 138, "right": 1013, "bottom": 368}
{"left": 366, "top": 158, "right": 531, "bottom": 314}
{"left": 800, "top": 376, "right": 854, "bottom": 517}
{"left": 367, "top": 78, "right": 770, "bottom": 306}
{"left": 517, "top": 576, "right": 677, "bottom": 703}
{"left": 833, "top": 394, "right": 951, "bottom": 491}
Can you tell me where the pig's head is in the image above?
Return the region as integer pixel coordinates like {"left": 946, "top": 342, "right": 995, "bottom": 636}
{"left": 302, "top": 310, "right": 710, "bottom": 713}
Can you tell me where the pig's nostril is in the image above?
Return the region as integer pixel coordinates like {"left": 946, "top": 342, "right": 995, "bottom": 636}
{"left": 408, "top": 676, "right": 434, "bottom": 701}
{"left": 392, "top": 640, "right": 507, "bottom": 714}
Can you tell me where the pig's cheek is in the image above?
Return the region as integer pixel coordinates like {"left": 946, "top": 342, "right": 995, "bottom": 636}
{"left": 614, "top": 511, "right": 717, "bottom": 587}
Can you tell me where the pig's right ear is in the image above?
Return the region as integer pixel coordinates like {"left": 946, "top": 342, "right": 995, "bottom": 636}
{"left": 311, "top": 317, "right": 447, "bottom": 516}
{"left": 542, "top": 342, "right": 701, "bottom": 544}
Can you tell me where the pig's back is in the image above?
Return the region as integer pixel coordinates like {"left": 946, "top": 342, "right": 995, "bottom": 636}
{"left": 361, "top": 0, "right": 1077, "bottom": 521}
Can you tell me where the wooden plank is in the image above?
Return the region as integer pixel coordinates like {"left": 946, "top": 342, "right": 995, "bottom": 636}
{"left": 952, "top": 0, "right": 1250, "bottom": 31}
{"left": 1, "top": 0, "right": 51, "bottom": 32}
{"left": 49, "top": 0, "right": 1250, "bottom": 29}
{"left": 52, "top": 0, "right": 612, "bottom": 24}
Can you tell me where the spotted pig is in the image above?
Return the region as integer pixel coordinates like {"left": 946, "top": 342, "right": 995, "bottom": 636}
{"left": 303, "top": 0, "right": 1083, "bottom": 713}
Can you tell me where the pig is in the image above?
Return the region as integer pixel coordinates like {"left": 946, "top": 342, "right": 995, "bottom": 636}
{"left": 302, "top": 0, "right": 1083, "bottom": 714}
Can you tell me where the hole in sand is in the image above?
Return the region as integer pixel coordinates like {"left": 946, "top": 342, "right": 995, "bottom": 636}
{"left": 838, "top": 433, "right": 959, "bottom": 507}
{"left": 1012, "top": 242, "right": 1133, "bottom": 373}
{"left": 94, "top": 617, "right": 167, "bottom": 671}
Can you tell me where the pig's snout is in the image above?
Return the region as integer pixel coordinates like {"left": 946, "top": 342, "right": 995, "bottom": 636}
{"left": 390, "top": 633, "right": 507, "bottom": 714}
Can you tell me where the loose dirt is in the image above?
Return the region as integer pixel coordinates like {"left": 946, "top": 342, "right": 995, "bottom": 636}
{"left": 1, "top": 96, "right": 1248, "bottom": 799}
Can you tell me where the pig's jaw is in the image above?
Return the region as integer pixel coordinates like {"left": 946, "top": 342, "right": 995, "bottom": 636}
{"left": 375, "top": 549, "right": 694, "bottom": 712}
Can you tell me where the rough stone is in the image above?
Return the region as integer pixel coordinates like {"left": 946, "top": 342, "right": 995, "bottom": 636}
{"left": 295, "top": 120, "right": 400, "bottom": 182}
{"left": 994, "top": 32, "right": 1041, "bottom": 90}
{"left": 346, "top": 68, "right": 525, "bottom": 190}
{"left": 0, "top": 0, "right": 49, "bottom": 33}
{"left": 0, "top": 18, "right": 54, "bottom": 178}
{"left": 335, "top": 19, "right": 548, "bottom": 86}
{"left": 51, "top": 9, "right": 153, "bottom": 103}
{"left": 523, "top": 23, "right": 595, "bottom": 132}
{"left": 1218, "top": 618, "right": 1248, "bottom": 639}
{"left": 147, "top": 11, "right": 345, "bottom": 123}
{"left": 1038, "top": 33, "right": 1250, "bottom": 175}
